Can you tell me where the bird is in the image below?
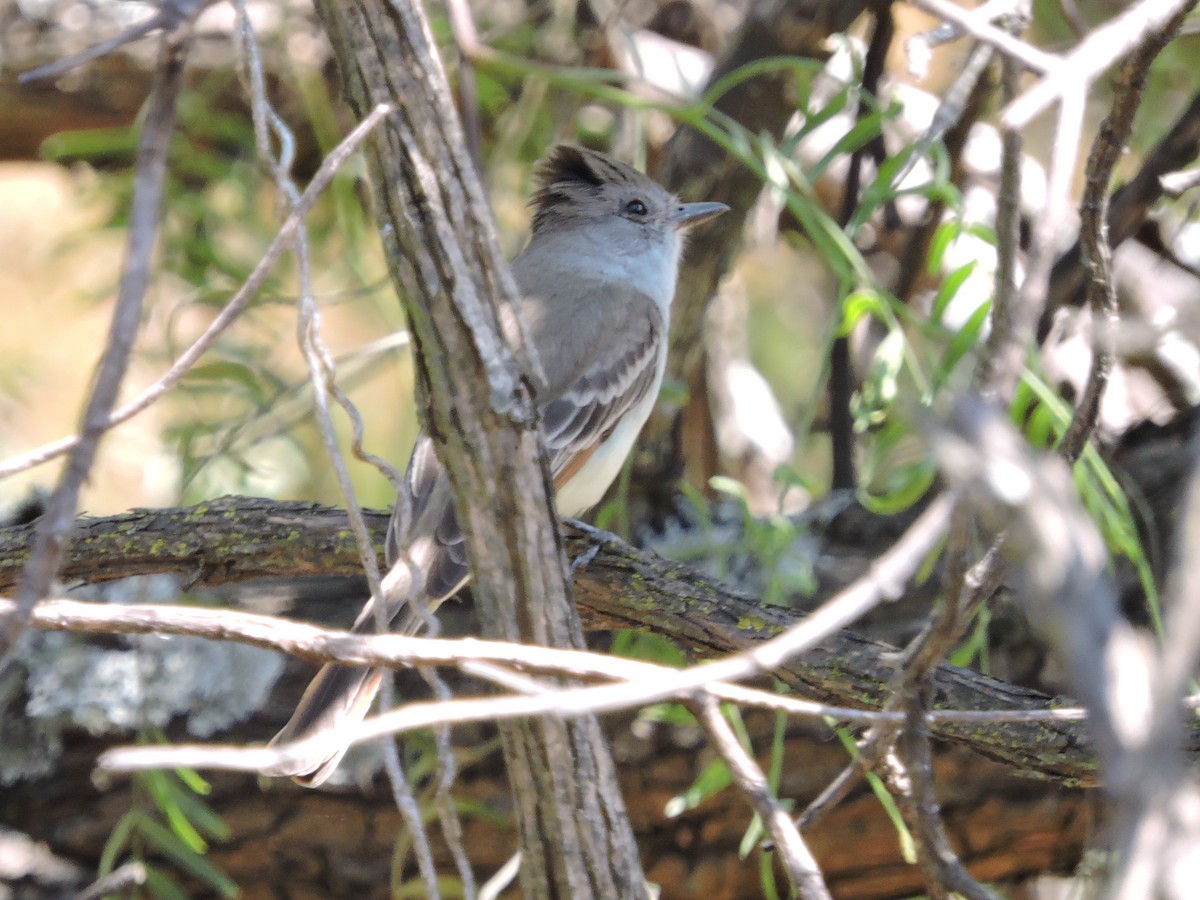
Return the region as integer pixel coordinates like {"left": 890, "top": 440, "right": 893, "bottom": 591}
{"left": 269, "top": 144, "right": 728, "bottom": 786}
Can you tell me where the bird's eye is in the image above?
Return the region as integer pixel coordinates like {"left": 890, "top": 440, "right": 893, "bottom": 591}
{"left": 624, "top": 199, "right": 648, "bottom": 217}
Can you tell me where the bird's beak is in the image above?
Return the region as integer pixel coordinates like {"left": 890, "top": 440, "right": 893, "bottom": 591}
{"left": 669, "top": 201, "right": 729, "bottom": 231}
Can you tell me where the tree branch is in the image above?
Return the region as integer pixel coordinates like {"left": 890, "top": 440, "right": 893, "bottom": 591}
{"left": 311, "top": 1, "right": 643, "bottom": 894}
{"left": 1, "top": 18, "right": 195, "bottom": 656}
{"left": 7, "top": 496, "right": 1195, "bottom": 784}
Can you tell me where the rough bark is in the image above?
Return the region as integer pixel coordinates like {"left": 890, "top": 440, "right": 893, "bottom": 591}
{"left": 310, "top": 1, "right": 643, "bottom": 896}
{"left": 10, "top": 495, "right": 1200, "bottom": 786}
{"left": 0, "top": 694, "right": 1096, "bottom": 900}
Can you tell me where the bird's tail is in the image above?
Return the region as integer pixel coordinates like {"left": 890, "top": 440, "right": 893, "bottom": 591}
{"left": 269, "top": 446, "right": 468, "bottom": 787}
{"left": 266, "top": 560, "right": 425, "bottom": 787}
{"left": 267, "top": 658, "right": 385, "bottom": 786}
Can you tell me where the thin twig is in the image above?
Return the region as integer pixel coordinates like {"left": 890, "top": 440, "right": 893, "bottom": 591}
{"left": 7, "top": 596, "right": 894, "bottom": 723}
{"left": 801, "top": 506, "right": 982, "bottom": 827}
{"left": 974, "top": 11, "right": 1027, "bottom": 398}
{"left": 695, "top": 694, "right": 832, "bottom": 900}
{"left": 0, "top": 22, "right": 193, "bottom": 658}
{"left": 18, "top": 0, "right": 211, "bottom": 83}
{"left": 907, "top": 0, "right": 1058, "bottom": 74}
{"left": 445, "top": 0, "right": 485, "bottom": 171}
{"left": 423, "top": 667, "right": 479, "bottom": 899}
{"left": 234, "top": 3, "right": 443, "bottom": 891}
{"left": 1002, "top": 0, "right": 1197, "bottom": 129}
{"left": 0, "top": 103, "right": 394, "bottom": 482}
{"left": 1058, "top": 1, "right": 1193, "bottom": 463}
{"left": 75, "top": 861, "right": 148, "bottom": 900}
{"left": 1020, "top": 82, "right": 1087, "bottom": 374}
{"left": 896, "top": 694, "right": 1002, "bottom": 900}
{"left": 829, "top": 8, "right": 896, "bottom": 491}
{"left": 1043, "top": 88, "right": 1200, "bottom": 336}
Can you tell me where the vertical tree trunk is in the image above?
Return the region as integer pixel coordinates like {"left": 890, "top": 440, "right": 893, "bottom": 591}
{"left": 312, "top": 1, "right": 645, "bottom": 895}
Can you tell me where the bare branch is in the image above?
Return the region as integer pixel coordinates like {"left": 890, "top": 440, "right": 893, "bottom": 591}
{"left": 907, "top": 0, "right": 1057, "bottom": 73}
{"left": 31, "top": 494, "right": 962, "bottom": 776}
{"left": 0, "top": 497, "right": 1136, "bottom": 782}
{"left": 75, "top": 862, "right": 147, "bottom": 900}
{"left": 1059, "top": 1, "right": 1193, "bottom": 463}
{"left": 0, "top": 103, "right": 394, "bottom": 482}
{"left": 695, "top": 695, "right": 832, "bottom": 900}
{"left": 5, "top": 595, "right": 896, "bottom": 726}
{"left": 18, "top": 0, "right": 211, "bottom": 84}
{"left": 1044, "top": 88, "right": 1200, "bottom": 335}
{"left": 895, "top": 698, "right": 1003, "bottom": 900}
{"left": 974, "top": 12, "right": 1027, "bottom": 398}
{"left": 313, "top": 2, "right": 646, "bottom": 893}
{"left": 1002, "top": 0, "right": 1198, "bottom": 129}
{"left": 1, "top": 21, "right": 193, "bottom": 656}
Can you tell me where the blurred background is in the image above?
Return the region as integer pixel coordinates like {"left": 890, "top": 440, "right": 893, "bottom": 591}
{"left": 3, "top": 1, "right": 1200, "bottom": 897}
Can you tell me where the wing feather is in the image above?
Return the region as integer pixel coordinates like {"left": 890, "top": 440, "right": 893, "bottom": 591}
{"left": 376, "top": 281, "right": 663, "bottom": 630}
{"left": 537, "top": 285, "right": 667, "bottom": 475}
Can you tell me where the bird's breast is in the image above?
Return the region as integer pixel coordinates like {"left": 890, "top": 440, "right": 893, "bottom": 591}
{"left": 554, "top": 342, "right": 668, "bottom": 517}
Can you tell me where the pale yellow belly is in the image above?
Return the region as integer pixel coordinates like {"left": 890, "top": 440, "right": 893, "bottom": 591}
{"left": 553, "top": 379, "right": 661, "bottom": 517}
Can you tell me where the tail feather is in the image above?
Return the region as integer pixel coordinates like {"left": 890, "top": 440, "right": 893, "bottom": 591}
{"left": 267, "top": 554, "right": 462, "bottom": 787}
{"left": 269, "top": 450, "right": 468, "bottom": 787}
{"left": 267, "top": 663, "right": 384, "bottom": 786}
{"left": 267, "top": 602, "right": 426, "bottom": 787}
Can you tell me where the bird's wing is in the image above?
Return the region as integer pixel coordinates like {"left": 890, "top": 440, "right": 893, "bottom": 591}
{"left": 534, "top": 284, "right": 665, "bottom": 482}
{"left": 373, "top": 435, "right": 469, "bottom": 628}
{"left": 373, "top": 283, "right": 663, "bottom": 626}
{"left": 270, "top": 287, "right": 665, "bottom": 785}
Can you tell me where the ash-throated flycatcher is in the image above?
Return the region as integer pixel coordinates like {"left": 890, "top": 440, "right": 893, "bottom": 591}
{"left": 270, "top": 144, "right": 727, "bottom": 785}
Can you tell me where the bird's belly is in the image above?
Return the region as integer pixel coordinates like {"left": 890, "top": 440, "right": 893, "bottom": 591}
{"left": 554, "top": 386, "right": 659, "bottom": 518}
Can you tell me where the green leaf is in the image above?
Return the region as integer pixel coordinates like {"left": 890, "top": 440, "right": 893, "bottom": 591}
{"left": 173, "top": 767, "right": 212, "bottom": 797}
{"left": 808, "top": 108, "right": 885, "bottom": 183}
{"left": 840, "top": 289, "right": 891, "bottom": 335}
{"left": 665, "top": 757, "right": 732, "bottom": 818}
{"left": 137, "top": 817, "right": 239, "bottom": 898}
{"left": 98, "top": 810, "right": 141, "bottom": 876}
{"left": 182, "top": 361, "right": 269, "bottom": 404}
{"left": 710, "top": 475, "right": 750, "bottom": 507}
{"left": 831, "top": 724, "right": 916, "bottom": 863}
{"left": 144, "top": 771, "right": 206, "bottom": 854}
{"left": 783, "top": 85, "right": 852, "bottom": 154}
{"left": 637, "top": 702, "right": 698, "bottom": 727}
{"left": 930, "top": 261, "right": 977, "bottom": 325}
{"left": 610, "top": 630, "right": 688, "bottom": 666}
{"left": 949, "top": 606, "right": 992, "bottom": 671}
{"left": 40, "top": 127, "right": 139, "bottom": 163}
{"left": 773, "top": 463, "right": 820, "bottom": 496}
{"left": 393, "top": 875, "right": 467, "bottom": 898}
{"left": 932, "top": 297, "right": 991, "bottom": 392}
{"left": 739, "top": 813, "right": 765, "bottom": 859}
{"left": 869, "top": 771, "right": 917, "bottom": 864}
{"left": 701, "top": 56, "right": 824, "bottom": 110}
{"left": 449, "top": 797, "right": 510, "bottom": 829}
{"left": 759, "top": 847, "right": 781, "bottom": 900}
{"left": 143, "top": 864, "right": 189, "bottom": 900}
{"left": 926, "top": 220, "right": 960, "bottom": 274}
{"left": 860, "top": 460, "right": 936, "bottom": 515}
{"left": 166, "top": 779, "right": 230, "bottom": 842}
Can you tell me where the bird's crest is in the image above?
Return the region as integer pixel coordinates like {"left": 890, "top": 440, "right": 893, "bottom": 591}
{"left": 529, "top": 144, "right": 648, "bottom": 233}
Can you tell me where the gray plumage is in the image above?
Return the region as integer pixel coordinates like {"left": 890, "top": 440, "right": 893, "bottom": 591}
{"left": 268, "top": 145, "right": 726, "bottom": 785}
